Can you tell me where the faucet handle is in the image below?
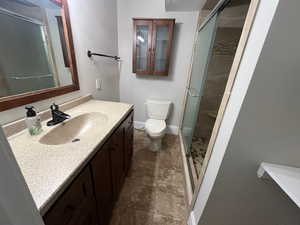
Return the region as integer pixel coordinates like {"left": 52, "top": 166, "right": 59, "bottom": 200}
{"left": 25, "top": 106, "right": 34, "bottom": 110}
{"left": 50, "top": 103, "right": 59, "bottom": 111}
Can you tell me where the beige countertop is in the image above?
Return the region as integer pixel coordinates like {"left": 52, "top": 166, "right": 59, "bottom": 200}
{"left": 8, "top": 100, "right": 133, "bottom": 215}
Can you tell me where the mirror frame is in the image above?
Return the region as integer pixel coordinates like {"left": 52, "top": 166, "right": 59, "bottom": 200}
{"left": 0, "top": 0, "right": 80, "bottom": 112}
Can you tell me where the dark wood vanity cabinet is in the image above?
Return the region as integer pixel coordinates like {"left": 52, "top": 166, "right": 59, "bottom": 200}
{"left": 43, "top": 167, "right": 98, "bottom": 225}
{"left": 43, "top": 110, "right": 134, "bottom": 225}
{"left": 109, "top": 125, "right": 126, "bottom": 201}
{"left": 91, "top": 141, "right": 113, "bottom": 225}
{"left": 133, "top": 18, "right": 175, "bottom": 76}
{"left": 124, "top": 112, "right": 134, "bottom": 174}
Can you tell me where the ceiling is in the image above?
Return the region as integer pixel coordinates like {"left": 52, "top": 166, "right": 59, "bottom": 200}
{"left": 203, "top": 0, "right": 250, "bottom": 10}
{"left": 165, "top": 0, "right": 206, "bottom": 11}
{"left": 11, "top": 0, "right": 38, "bottom": 7}
{"left": 165, "top": 0, "right": 250, "bottom": 11}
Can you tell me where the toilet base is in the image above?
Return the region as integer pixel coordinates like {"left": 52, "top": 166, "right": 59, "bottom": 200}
{"left": 148, "top": 136, "right": 163, "bottom": 152}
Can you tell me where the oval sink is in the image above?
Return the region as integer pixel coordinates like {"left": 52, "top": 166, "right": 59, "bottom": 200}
{"left": 39, "top": 112, "right": 108, "bottom": 145}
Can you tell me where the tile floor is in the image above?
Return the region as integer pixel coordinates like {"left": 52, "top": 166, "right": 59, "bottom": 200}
{"left": 110, "top": 130, "right": 187, "bottom": 225}
{"left": 191, "top": 136, "right": 207, "bottom": 176}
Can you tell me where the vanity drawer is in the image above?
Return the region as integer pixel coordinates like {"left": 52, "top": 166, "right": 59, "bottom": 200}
{"left": 43, "top": 167, "right": 97, "bottom": 225}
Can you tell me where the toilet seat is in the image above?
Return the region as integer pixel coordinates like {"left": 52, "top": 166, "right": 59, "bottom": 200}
{"left": 145, "top": 119, "right": 166, "bottom": 137}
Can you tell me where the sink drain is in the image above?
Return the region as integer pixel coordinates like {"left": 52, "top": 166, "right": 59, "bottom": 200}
{"left": 72, "top": 138, "right": 80, "bottom": 143}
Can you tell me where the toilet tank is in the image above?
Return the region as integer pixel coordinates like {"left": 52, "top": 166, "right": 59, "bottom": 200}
{"left": 146, "top": 99, "right": 172, "bottom": 120}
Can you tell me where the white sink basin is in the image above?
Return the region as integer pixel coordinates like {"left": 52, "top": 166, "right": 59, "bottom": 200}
{"left": 39, "top": 112, "right": 108, "bottom": 145}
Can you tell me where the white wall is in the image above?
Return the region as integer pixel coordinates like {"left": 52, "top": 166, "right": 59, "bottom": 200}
{"left": 69, "top": 0, "right": 120, "bottom": 102}
{"left": 0, "top": 0, "right": 119, "bottom": 125}
{"left": 117, "top": 0, "right": 198, "bottom": 132}
{"left": 193, "top": 0, "right": 300, "bottom": 224}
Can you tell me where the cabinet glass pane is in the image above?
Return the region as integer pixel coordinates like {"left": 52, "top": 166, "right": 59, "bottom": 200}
{"left": 136, "top": 25, "right": 149, "bottom": 70}
{"left": 154, "top": 25, "right": 169, "bottom": 72}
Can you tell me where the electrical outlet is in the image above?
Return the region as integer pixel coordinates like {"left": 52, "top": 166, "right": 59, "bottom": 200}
{"left": 96, "top": 79, "right": 102, "bottom": 90}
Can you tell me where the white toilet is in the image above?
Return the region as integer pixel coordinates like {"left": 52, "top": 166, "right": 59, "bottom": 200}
{"left": 145, "top": 99, "right": 172, "bottom": 152}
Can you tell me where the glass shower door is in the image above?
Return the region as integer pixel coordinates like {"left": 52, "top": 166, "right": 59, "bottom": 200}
{"left": 181, "top": 13, "right": 219, "bottom": 154}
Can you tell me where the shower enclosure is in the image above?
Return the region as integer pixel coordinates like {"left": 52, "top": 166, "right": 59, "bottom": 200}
{"left": 181, "top": 2, "right": 224, "bottom": 186}
{"left": 180, "top": 0, "right": 249, "bottom": 189}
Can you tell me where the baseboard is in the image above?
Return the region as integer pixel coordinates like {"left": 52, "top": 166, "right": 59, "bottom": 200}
{"left": 133, "top": 121, "right": 179, "bottom": 135}
{"left": 133, "top": 121, "right": 145, "bottom": 130}
{"left": 187, "top": 211, "right": 196, "bottom": 225}
{"left": 179, "top": 132, "right": 194, "bottom": 205}
{"left": 167, "top": 125, "right": 179, "bottom": 135}
{"left": 182, "top": 127, "right": 193, "bottom": 137}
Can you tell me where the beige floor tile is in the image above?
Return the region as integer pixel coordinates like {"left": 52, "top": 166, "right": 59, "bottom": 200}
{"left": 152, "top": 214, "right": 184, "bottom": 225}
{"left": 110, "top": 130, "right": 186, "bottom": 225}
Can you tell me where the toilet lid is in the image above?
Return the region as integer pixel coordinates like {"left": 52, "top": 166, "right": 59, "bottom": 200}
{"left": 145, "top": 119, "right": 166, "bottom": 136}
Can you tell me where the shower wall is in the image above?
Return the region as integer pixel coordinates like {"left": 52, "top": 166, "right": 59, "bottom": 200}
{"left": 194, "top": 28, "right": 242, "bottom": 141}
{"left": 191, "top": 27, "right": 242, "bottom": 175}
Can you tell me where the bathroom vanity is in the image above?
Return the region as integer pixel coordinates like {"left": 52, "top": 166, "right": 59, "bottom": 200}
{"left": 7, "top": 99, "right": 134, "bottom": 225}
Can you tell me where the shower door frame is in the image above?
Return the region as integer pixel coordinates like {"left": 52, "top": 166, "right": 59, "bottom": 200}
{"left": 178, "top": 0, "right": 261, "bottom": 209}
{"left": 181, "top": 8, "right": 220, "bottom": 193}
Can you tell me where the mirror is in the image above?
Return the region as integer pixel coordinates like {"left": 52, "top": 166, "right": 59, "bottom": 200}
{"left": 0, "top": 0, "right": 79, "bottom": 111}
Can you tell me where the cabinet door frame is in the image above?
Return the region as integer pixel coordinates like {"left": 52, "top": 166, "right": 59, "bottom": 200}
{"left": 151, "top": 19, "right": 175, "bottom": 76}
{"left": 133, "top": 19, "right": 153, "bottom": 74}
{"left": 123, "top": 111, "right": 134, "bottom": 175}
{"left": 109, "top": 125, "right": 125, "bottom": 201}
{"left": 90, "top": 143, "right": 113, "bottom": 225}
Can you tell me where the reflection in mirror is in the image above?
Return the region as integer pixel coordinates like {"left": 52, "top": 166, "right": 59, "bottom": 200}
{"left": 0, "top": 0, "right": 73, "bottom": 98}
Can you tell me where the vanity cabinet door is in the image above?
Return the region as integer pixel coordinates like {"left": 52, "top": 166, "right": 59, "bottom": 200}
{"left": 109, "top": 125, "right": 125, "bottom": 201}
{"left": 124, "top": 111, "right": 134, "bottom": 174}
{"left": 43, "top": 167, "right": 97, "bottom": 225}
{"left": 90, "top": 142, "right": 114, "bottom": 225}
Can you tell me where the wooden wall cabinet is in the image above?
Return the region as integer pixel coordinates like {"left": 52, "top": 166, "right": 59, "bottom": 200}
{"left": 43, "top": 111, "right": 134, "bottom": 225}
{"left": 133, "top": 18, "right": 175, "bottom": 76}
